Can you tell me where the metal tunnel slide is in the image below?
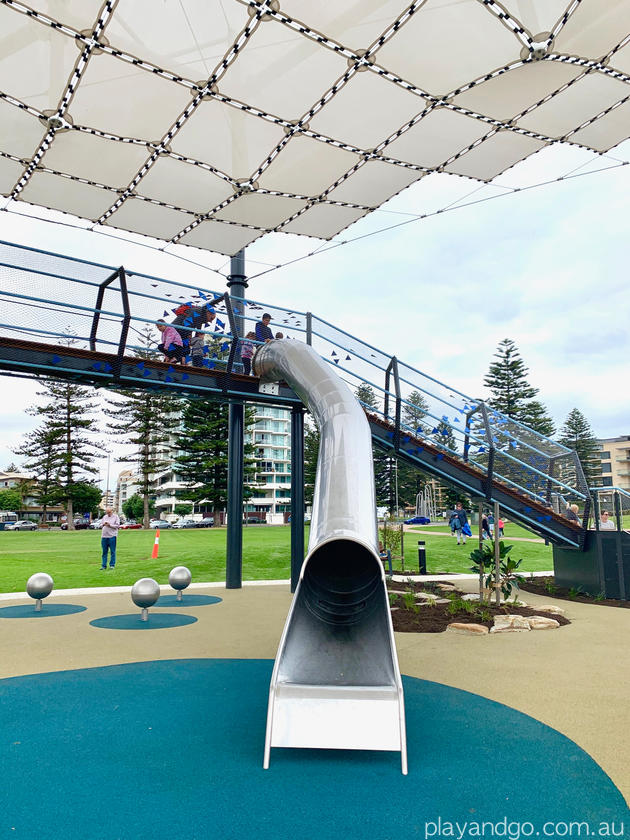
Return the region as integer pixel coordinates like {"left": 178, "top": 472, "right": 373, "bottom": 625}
{"left": 254, "top": 341, "right": 407, "bottom": 774}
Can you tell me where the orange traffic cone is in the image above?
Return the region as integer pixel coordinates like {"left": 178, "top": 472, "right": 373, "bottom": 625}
{"left": 151, "top": 528, "right": 160, "bottom": 559}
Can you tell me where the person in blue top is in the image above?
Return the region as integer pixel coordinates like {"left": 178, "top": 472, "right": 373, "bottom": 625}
{"left": 449, "top": 502, "right": 469, "bottom": 546}
{"left": 255, "top": 313, "right": 274, "bottom": 343}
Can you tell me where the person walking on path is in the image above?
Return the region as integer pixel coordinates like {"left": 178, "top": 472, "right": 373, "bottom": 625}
{"left": 498, "top": 517, "right": 505, "bottom": 538}
{"left": 101, "top": 507, "right": 120, "bottom": 569}
{"left": 255, "top": 313, "right": 274, "bottom": 343}
{"left": 481, "top": 511, "right": 492, "bottom": 540}
{"left": 450, "top": 502, "right": 469, "bottom": 546}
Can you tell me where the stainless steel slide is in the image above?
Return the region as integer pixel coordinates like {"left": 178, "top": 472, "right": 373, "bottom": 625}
{"left": 254, "top": 340, "right": 407, "bottom": 774}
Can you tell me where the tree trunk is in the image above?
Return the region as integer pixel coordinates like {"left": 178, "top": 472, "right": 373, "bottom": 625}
{"left": 143, "top": 493, "right": 150, "bottom": 529}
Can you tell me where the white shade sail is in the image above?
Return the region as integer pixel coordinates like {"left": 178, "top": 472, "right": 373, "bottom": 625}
{"left": 1, "top": 0, "right": 629, "bottom": 256}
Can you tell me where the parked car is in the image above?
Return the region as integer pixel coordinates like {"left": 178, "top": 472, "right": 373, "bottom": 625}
{"left": 404, "top": 516, "right": 431, "bottom": 525}
{"left": 5, "top": 519, "right": 38, "bottom": 531}
{"left": 89, "top": 519, "right": 103, "bottom": 530}
{"left": 172, "top": 519, "right": 197, "bottom": 529}
{"left": 195, "top": 517, "right": 215, "bottom": 528}
{"left": 120, "top": 520, "right": 142, "bottom": 530}
{"left": 149, "top": 520, "right": 171, "bottom": 529}
{"left": 61, "top": 519, "right": 90, "bottom": 530}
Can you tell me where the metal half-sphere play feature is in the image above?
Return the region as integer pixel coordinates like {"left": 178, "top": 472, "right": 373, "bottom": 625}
{"left": 26, "top": 573, "right": 54, "bottom": 612}
{"left": 168, "top": 566, "right": 192, "bottom": 601}
{"left": 131, "top": 578, "right": 160, "bottom": 622}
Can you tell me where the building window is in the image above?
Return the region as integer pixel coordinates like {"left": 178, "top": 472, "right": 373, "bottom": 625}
{"left": 600, "top": 476, "right": 613, "bottom": 487}
{"left": 599, "top": 451, "right": 611, "bottom": 460}
{"left": 601, "top": 463, "right": 612, "bottom": 473}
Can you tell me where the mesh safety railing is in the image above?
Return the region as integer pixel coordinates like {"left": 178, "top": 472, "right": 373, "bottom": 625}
{"left": 0, "top": 239, "right": 590, "bottom": 516}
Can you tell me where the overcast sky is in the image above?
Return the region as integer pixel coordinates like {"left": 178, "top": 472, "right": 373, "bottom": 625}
{"left": 1, "top": 141, "right": 628, "bottom": 485}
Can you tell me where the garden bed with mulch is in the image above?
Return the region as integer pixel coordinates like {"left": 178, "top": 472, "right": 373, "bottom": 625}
{"left": 386, "top": 580, "right": 571, "bottom": 633}
{"left": 519, "top": 576, "right": 630, "bottom": 609}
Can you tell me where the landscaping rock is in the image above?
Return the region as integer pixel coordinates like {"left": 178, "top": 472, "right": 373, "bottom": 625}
{"left": 436, "top": 583, "right": 456, "bottom": 591}
{"left": 535, "top": 605, "right": 566, "bottom": 615}
{"left": 446, "top": 623, "right": 489, "bottom": 635}
{"left": 528, "top": 616, "right": 560, "bottom": 630}
{"left": 417, "top": 597, "right": 450, "bottom": 605}
{"left": 490, "top": 614, "right": 531, "bottom": 633}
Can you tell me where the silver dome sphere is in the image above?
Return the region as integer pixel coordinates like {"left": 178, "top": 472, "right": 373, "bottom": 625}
{"left": 26, "top": 572, "right": 54, "bottom": 600}
{"left": 131, "top": 578, "right": 160, "bottom": 609}
{"left": 168, "top": 566, "right": 192, "bottom": 592}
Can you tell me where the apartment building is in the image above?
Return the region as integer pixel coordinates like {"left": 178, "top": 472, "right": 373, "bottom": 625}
{"left": 597, "top": 435, "right": 630, "bottom": 492}
{"left": 114, "top": 469, "right": 140, "bottom": 516}
{"left": 148, "top": 403, "right": 292, "bottom": 523}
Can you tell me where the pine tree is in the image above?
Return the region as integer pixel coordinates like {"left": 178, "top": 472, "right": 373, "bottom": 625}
{"left": 303, "top": 417, "right": 320, "bottom": 506}
{"left": 105, "top": 389, "right": 181, "bottom": 528}
{"left": 13, "top": 426, "right": 65, "bottom": 523}
{"left": 402, "top": 390, "right": 430, "bottom": 435}
{"left": 25, "top": 380, "right": 102, "bottom": 528}
{"left": 354, "top": 383, "right": 392, "bottom": 508}
{"left": 173, "top": 399, "right": 256, "bottom": 518}
{"left": 519, "top": 400, "right": 556, "bottom": 438}
{"left": 558, "top": 408, "right": 601, "bottom": 486}
{"left": 484, "top": 338, "right": 538, "bottom": 418}
{"left": 432, "top": 420, "right": 458, "bottom": 454}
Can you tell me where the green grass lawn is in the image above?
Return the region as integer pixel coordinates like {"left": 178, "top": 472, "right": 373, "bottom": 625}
{"left": 398, "top": 519, "right": 554, "bottom": 574}
{"left": 0, "top": 526, "right": 298, "bottom": 593}
{"left": 3, "top": 513, "right": 619, "bottom": 591}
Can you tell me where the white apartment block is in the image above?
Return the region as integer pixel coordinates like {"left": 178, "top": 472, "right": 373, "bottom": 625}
{"left": 597, "top": 436, "right": 630, "bottom": 493}
{"left": 148, "top": 404, "right": 292, "bottom": 523}
{"left": 114, "top": 468, "right": 141, "bottom": 516}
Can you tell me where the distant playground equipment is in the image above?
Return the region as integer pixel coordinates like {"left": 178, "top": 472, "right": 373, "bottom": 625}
{"left": 255, "top": 340, "right": 407, "bottom": 774}
{"left": 415, "top": 485, "right": 436, "bottom": 522}
{"left": 26, "top": 573, "right": 53, "bottom": 611}
{"left": 169, "top": 566, "right": 192, "bottom": 601}
{"left": 131, "top": 578, "right": 160, "bottom": 621}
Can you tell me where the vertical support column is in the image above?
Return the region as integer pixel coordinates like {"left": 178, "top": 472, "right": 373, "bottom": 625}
{"left": 227, "top": 249, "right": 247, "bottom": 363}
{"left": 226, "top": 400, "right": 244, "bottom": 589}
{"left": 290, "top": 406, "right": 305, "bottom": 593}
{"left": 493, "top": 501, "right": 501, "bottom": 607}
{"left": 306, "top": 312, "right": 312, "bottom": 346}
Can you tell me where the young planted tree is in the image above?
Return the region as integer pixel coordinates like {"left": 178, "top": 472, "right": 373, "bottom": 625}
{"left": 173, "top": 399, "right": 256, "bottom": 519}
{"left": 105, "top": 389, "right": 180, "bottom": 528}
{"left": 558, "top": 408, "right": 601, "bottom": 486}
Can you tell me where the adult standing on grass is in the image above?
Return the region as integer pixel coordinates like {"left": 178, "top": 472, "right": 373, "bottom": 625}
{"left": 101, "top": 507, "right": 120, "bottom": 570}
{"left": 451, "top": 502, "right": 469, "bottom": 546}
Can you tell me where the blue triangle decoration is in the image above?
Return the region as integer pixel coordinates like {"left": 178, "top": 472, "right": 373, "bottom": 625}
{"left": 51, "top": 355, "right": 60, "bottom": 364}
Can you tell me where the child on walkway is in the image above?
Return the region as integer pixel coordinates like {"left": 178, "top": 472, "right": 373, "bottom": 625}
{"left": 240, "top": 331, "right": 256, "bottom": 375}
{"left": 156, "top": 320, "right": 184, "bottom": 363}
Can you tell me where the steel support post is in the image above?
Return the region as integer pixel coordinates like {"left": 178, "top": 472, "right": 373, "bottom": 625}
{"left": 226, "top": 400, "right": 244, "bottom": 589}
{"left": 227, "top": 249, "right": 247, "bottom": 341}
{"left": 290, "top": 406, "right": 305, "bottom": 593}
{"left": 493, "top": 501, "right": 501, "bottom": 607}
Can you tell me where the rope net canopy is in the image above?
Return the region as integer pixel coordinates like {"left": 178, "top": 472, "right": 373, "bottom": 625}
{"left": 1, "top": 0, "right": 629, "bottom": 257}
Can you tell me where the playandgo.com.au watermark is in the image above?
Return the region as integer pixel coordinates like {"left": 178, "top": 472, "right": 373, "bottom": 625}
{"left": 423, "top": 818, "right": 625, "bottom": 839}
